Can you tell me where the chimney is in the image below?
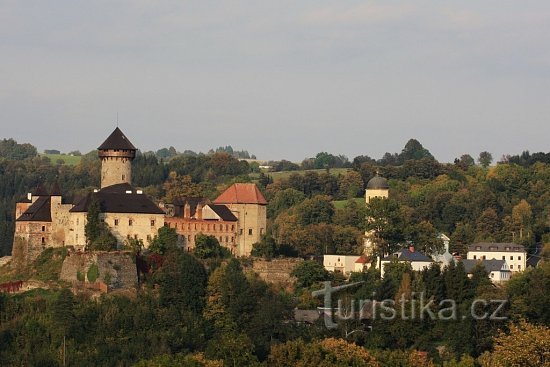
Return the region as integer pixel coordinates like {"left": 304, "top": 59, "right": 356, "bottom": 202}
{"left": 196, "top": 203, "right": 203, "bottom": 220}
{"left": 184, "top": 203, "right": 191, "bottom": 219}
{"left": 409, "top": 245, "right": 415, "bottom": 253}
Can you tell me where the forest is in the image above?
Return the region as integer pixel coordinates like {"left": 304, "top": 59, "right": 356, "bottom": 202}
{"left": 0, "top": 137, "right": 548, "bottom": 366}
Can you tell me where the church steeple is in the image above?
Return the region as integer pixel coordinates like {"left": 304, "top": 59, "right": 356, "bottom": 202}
{"left": 98, "top": 127, "right": 136, "bottom": 188}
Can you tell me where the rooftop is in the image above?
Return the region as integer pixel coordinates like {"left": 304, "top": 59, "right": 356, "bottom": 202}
{"left": 98, "top": 127, "right": 136, "bottom": 151}
{"left": 468, "top": 243, "right": 525, "bottom": 252}
{"left": 462, "top": 259, "right": 510, "bottom": 273}
{"left": 382, "top": 247, "right": 433, "bottom": 262}
{"left": 70, "top": 183, "right": 164, "bottom": 214}
{"left": 214, "top": 183, "right": 267, "bottom": 205}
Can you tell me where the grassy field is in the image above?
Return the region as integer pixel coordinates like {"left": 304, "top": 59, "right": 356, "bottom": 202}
{"left": 41, "top": 153, "right": 82, "bottom": 165}
{"left": 250, "top": 167, "right": 351, "bottom": 182}
{"left": 332, "top": 197, "right": 364, "bottom": 209}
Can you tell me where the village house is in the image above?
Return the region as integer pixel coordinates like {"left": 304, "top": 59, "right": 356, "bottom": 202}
{"left": 466, "top": 243, "right": 527, "bottom": 273}
{"left": 462, "top": 259, "right": 512, "bottom": 283}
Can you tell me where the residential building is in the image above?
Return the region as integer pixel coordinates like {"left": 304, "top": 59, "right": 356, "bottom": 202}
{"left": 466, "top": 243, "right": 526, "bottom": 273}
{"left": 462, "top": 259, "right": 511, "bottom": 283}
{"left": 323, "top": 255, "right": 368, "bottom": 275}
{"left": 380, "top": 246, "right": 433, "bottom": 277}
{"left": 164, "top": 198, "right": 239, "bottom": 254}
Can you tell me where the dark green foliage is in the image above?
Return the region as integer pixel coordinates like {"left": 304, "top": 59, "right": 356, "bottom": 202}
{"left": 84, "top": 198, "right": 101, "bottom": 245}
{"left": 149, "top": 226, "right": 179, "bottom": 255}
{"left": 291, "top": 260, "right": 331, "bottom": 288}
{"left": 86, "top": 263, "right": 99, "bottom": 282}
{"left": 251, "top": 235, "right": 277, "bottom": 259}
{"left": 158, "top": 249, "right": 207, "bottom": 314}
{"left": 295, "top": 195, "right": 334, "bottom": 226}
{"left": 0, "top": 138, "right": 38, "bottom": 160}
{"left": 193, "top": 234, "right": 230, "bottom": 259}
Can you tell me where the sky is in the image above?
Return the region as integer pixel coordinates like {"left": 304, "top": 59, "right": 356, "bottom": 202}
{"left": 1, "top": 1, "right": 549, "bottom": 163}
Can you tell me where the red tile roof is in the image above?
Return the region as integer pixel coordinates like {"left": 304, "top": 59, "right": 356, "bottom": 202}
{"left": 213, "top": 183, "right": 267, "bottom": 205}
{"left": 355, "top": 256, "right": 370, "bottom": 264}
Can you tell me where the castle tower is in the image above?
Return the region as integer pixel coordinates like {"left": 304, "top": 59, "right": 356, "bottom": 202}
{"left": 365, "top": 174, "right": 389, "bottom": 204}
{"left": 213, "top": 183, "right": 267, "bottom": 257}
{"left": 364, "top": 174, "right": 390, "bottom": 256}
{"left": 98, "top": 127, "right": 136, "bottom": 188}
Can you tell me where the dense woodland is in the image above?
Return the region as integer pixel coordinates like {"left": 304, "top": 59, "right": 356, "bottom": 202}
{"left": 0, "top": 137, "right": 549, "bottom": 366}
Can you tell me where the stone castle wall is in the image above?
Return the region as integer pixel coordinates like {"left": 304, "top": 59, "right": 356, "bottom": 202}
{"left": 60, "top": 251, "right": 137, "bottom": 289}
{"left": 250, "top": 257, "right": 303, "bottom": 285}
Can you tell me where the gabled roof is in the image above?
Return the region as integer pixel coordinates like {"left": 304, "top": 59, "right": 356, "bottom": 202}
{"left": 172, "top": 197, "right": 208, "bottom": 217}
{"left": 462, "top": 259, "right": 510, "bottom": 273}
{"left": 98, "top": 127, "right": 136, "bottom": 151}
{"left": 17, "top": 196, "right": 52, "bottom": 222}
{"left": 213, "top": 183, "right": 267, "bottom": 205}
{"left": 382, "top": 248, "right": 432, "bottom": 262}
{"left": 70, "top": 183, "right": 164, "bottom": 214}
{"left": 209, "top": 204, "right": 238, "bottom": 221}
{"left": 468, "top": 243, "right": 525, "bottom": 252}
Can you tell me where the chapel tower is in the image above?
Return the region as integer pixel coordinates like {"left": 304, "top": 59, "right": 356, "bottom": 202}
{"left": 98, "top": 127, "right": 136, "bottom": 188}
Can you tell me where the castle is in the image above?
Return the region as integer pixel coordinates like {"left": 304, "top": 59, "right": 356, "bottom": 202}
{"left": 13, "top": 127, "right": 266, "bottom": 262}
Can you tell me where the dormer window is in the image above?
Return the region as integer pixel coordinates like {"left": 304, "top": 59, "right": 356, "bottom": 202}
{"left": 476, "top": 246, "right": 481, "bottom": 250}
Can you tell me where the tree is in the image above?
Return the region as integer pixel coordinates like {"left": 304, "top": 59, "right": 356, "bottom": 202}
{"left": 267, "top": 188, "right": 305, "bottom": 218}
{"left": 163, "top": 172, "right": 203, "bottom": 202}
{"left": 511, "top": 199, "right": 532, "bottom": 240}
{"left": 295, "top": 195, "right": 334, "bottom": 226}
{"left": 194, "top": 234, "right": 230, "bottom": 259}
{"left": 85, "top": 198, "right": 101, "bottom": 245}
{"left": 158, "top": 249, "right": 207, "bottom": 314}
{"left": 291, "top": 260, "right": 331, "bottom": 288}
{"left": 478, "top": 320, "right": 550, "bottom": 367}
{"left": 478, "top": 151, "right": 493, "bottom": 168}
{"left": 398, "top": 139, "right": 434, "bottom": 163}
{"left": 149, "top": 226, "right": 179, "bottom": 255}
{"left": 365, "top": 197, "right": 406, "bottom": 256}
{"left": 268, "top": 338, "right": 379, "bottom": 367}
{"left": 251, "top": 235, "right": 277, "bottom": 259}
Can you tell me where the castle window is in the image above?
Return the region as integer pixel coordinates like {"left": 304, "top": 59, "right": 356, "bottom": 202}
{"left": 129, "top": 219, "right": 133, "bottom": 226}
{"left": 225, "top": 236, "right": 228, "bottom": 243}
{"left": 248, "top": 229, "right": 253, "bottom": 236}
{"left": 122, "top": 175, "right": 125, "bottom": 180}
{"left": 147, "top": 235, "right": 151, "bottom": 241}
{"left": 518, "top": 265, "right": 521, "bottom": 270}
{"left": 502, "top": 256, "right": 505, "bottom": 260}
{"left": 510, "top": 265, "right": 514, "bottom": 269}
{"left": 41, "top": 237, "right": 45, "bottom": 244}
{"left": 510, "top": 256, "right": 514, "bottom": 260}
{"left": 42, "top": 226, "right": 45, "bottom": 232}
{"left": 219, "top": 236, "right": 223, "bottom": 242}
{"left": 150, "top": 220, "right": 155, "bottom": 227}
{"left": 473, "top": 255, "right": 477, "bottom": 259}
{"left": 240, "top": 229, "right": 243, "bottom": 235}
{"left": 134, "top": 234, "right": 138, "bottom": 239}
{"left": 518, "top": 256, "right": 521, "bottom": 260}
{"left": 114, "top": 219, "right": 119, "bottom": 226}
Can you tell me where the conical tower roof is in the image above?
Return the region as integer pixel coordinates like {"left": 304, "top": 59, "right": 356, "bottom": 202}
{"left": 98, "top": 127, "right": 136, "bottom": 151}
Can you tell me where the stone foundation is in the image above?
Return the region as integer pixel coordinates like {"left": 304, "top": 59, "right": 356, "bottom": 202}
{"left": 250, "top": 257, "right": 303, "bottom": 285}
{"left": 60, "top": 251, "right": 137, "bottom": 290}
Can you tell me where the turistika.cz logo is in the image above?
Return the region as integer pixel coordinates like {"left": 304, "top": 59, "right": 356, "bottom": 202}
{"left": 312, "top": 281, "right": 508, "bottom": 330}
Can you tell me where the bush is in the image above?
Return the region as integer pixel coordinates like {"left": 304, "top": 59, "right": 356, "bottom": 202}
{"left": 87, "top": 263, "right": 99, "bottom": 283}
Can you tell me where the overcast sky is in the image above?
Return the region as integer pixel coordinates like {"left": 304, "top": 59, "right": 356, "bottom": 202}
{"left": 1, "top": 1, "right": 549, "bottom": 162}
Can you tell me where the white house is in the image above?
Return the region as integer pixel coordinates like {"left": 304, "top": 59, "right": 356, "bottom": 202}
{"left": 380, "top": 246, "right": 433, "bottom": 277}
{"left": 462, "top": 259, "right": 511, "bottom": 283}
{"left": 467, "top": 243, "right": 526, "bottom": 273}
{"left": 323, "top": 255, "right": 368, "bottom": 275}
